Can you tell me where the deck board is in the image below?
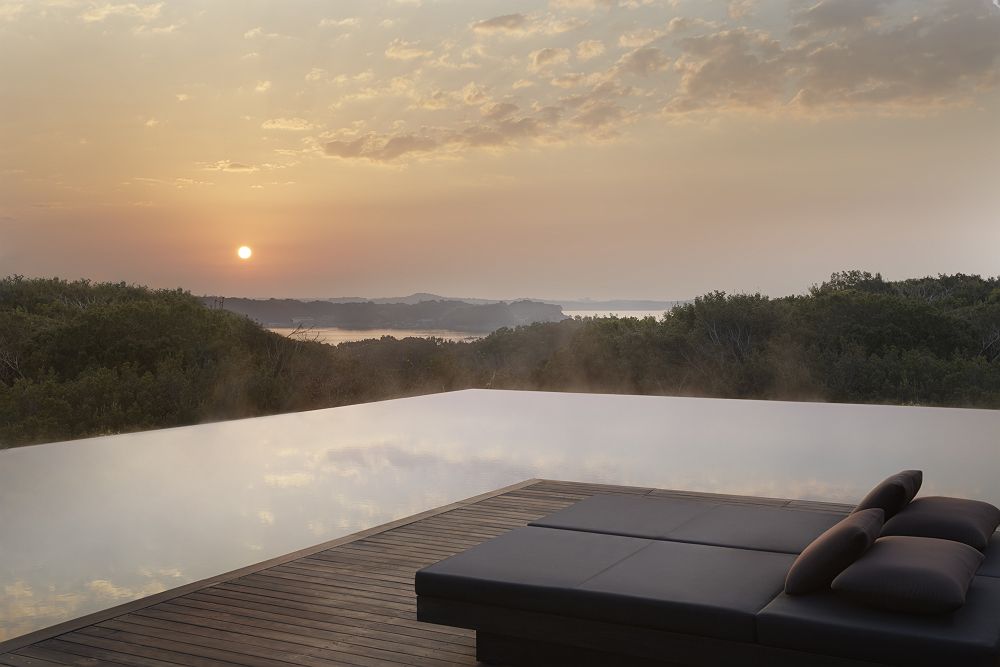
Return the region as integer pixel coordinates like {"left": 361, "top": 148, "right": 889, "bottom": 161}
{"left": 1, "top": 479, "right": 851, "bottom": 666}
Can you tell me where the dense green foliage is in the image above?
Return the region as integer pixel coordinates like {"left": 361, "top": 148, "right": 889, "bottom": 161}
{"left": 2, "top": 271, "right": 999, "bottom": 447}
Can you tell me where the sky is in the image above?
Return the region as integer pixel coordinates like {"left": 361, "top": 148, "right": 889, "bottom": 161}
{"left": 1, "top": 0, "right": 998, "bottom": 300}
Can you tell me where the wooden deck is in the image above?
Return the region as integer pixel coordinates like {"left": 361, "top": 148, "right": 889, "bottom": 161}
{"left": 0, "top": 479, "right": 852, "bottom": 667}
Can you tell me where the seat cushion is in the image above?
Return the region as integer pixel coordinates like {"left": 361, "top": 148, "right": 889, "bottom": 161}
{"left": 528, "top": 494, "right": 719, "bottom": 539}
{"left": 664, "top": 504, "right": 843, "bottom": 554}
{"left": 757, "top": 576, "right": 1000, "bottom": 667}
{"left": 415, "top": 526, "right": 650, "bottom": 610}
{"left": 416, "top": 526, "right": 794, "bottom": 642}
{"left": 852, "top": 470, "right": 922, "bottom": 520}
{"left": 831, "top": 536, "right": 984, "bottom": 614}
{"left": 882, "top": 496, "right": 1000, "bottom": 552}
{"left": 784, "top": 508, "right": 884, "bottom": 595}
{"left": 978, "top": 533, "right": 1000, "bottom": 577}
{"left": 576, "top": 540, "right": 795, "bottom": 641}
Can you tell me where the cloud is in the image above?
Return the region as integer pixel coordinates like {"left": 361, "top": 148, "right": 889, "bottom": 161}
{"left": 254, "top": 80, "right": 271, "bottom": 93}
{"left": 728, "top": 0, "right": 756, "bottom": 21}
{"left": 243, "top": 26, "right": 282, "bottom": 39}
{"left": 262, "top": 117, "right": 314, "bottom": 131}
{"left": 263, "top": 472, "right": 314, "bottom": 487}
{"left": 324, "top": 133, "right": 439, "bottom": 161}
{"left": 667, "top": 16, "right": 719, "bottom": 34}
{"left": 576, "top": 39, "right": 605, "bottom": 60}
{"left": 530, "top": 47, "right": 571, "bottom": 71}
{"left": 462, "top": 81, "right": 489, "bottom": 105}
{"left": 472, "top": 13, "right": 529, "bottom": 33}
{"left": 385, "top": 38, "right": 433, "bottom": 60}
{"left": 80, "top": 2, "right": 161, "bottom": 23}
{"left": 319, "top": 17, "right": 360, "bottom": 28}
{"left": 471, "top": 12, "right": 585, "bottom": 38}
{"left": 322, "top": 103, "right": 568, "bottom": 162}
{"left": 789, "top": 0, "right": 889, "bottom": 38}
{"left": 615, "top": 46, "right": 670, "bottom": 76}
{"left": 559, "top": 80, "right": 631, "bottom": 134}
{"left": 618, "top": 26, "right": 666, "bottom": 48}
{"left": 379, "top": 135, "right": 439, "bottom": 160}
{"left": 571, "top": 103, "right": 625, "bottom": 131}
{"left": 163, "top": 0, "right": 1000, "bottom": 167}
{"left": 550, "top": 72, "right": 590, "bottom": 88}
{"left": 133, "top": 21, "right": 180, "bottom": 35}
{"left": 0, "top": 3, "right": 25, "bottom": 22}
{"left": 201, "top": 161, "right": 258, "bottom": 172}
{"left": 482, "top": 101, "right": 519, "bottom": 120}
{"left": 666, "top": 3, "right": 1000, "bottom": 114}
{"left": 550, "top": 0, "right": 615, "bottom": 9}
{"left": 789, "top": 3, "right": 1000, "bottom": 110}
{"left": 666, "top": 28, "right": 788, "bottom": 113}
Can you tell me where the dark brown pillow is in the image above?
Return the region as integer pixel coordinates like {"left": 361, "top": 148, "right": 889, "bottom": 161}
{"left": 831, "top": 536, "right": 983, "bottom": 614}
{"left": 852, "top": 470, "right": 922, "bottom": 520}
{"left": 882, "top": 496, "right": 1000, "bottom": 552}
{"left": 784, "top": 508, "right": 884, "bottom": 595}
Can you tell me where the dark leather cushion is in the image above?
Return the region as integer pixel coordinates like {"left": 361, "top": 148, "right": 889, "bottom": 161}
{"left": 852, "top": 470, "right": 922, "bottom": 520}
{"left": 784, "top": 508, "right": 884, "bottom": 595}
{"left": 415, "top": 526, "right": 650, "bottom": 610}
{"left": 528, "top": 494, "right": 718, "bottom": 540}
{"left": 664, "top": 504, "right": 843, "bottom": 554}
{"left": 757, "top": 576, "right": 1000, "bottom": 667}
{"left": 416, "top": 526, "right": 793, "bottom": 642}
{"left": 882, "top": 496, "right": 1000, "bottom": 552}
{"left": 576, "top": 540, "right": 795, "bottom": 641}
{"left": 978, "top": 534, "right": 1000, "bottom": 578}
{"left": 831, "top": 536, "right": 984, "bottom": 613}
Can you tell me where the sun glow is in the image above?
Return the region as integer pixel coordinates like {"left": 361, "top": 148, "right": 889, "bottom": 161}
{"left": 237, "top": 246, "right": 252, "bottom": 260}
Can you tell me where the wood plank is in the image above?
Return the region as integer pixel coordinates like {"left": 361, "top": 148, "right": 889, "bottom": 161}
{"left": 0, "top": 654, "right": 70, "bottom": 667}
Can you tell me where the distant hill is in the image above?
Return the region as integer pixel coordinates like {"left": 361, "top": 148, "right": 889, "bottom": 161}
{"left": 297, "top": 292, "right": 684, "bottom": 311}
{"left": 209, "top": 297, "right": 567, "bottom": 332}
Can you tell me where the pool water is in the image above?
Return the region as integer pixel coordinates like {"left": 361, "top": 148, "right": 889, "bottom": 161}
{"left": 2, "top": 389, "right": 998, "bottom": 641}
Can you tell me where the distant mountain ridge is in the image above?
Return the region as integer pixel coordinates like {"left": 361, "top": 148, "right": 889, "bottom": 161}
{"left": 208, "top": 297, "right": 567, "bottom": 333}
{"left": 303, "top": 292, "right": 684, "bottom": 310}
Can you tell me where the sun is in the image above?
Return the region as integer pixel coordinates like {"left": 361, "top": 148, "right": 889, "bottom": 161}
{"left": 237, "top": 245, "right": 252, "bottom": 260}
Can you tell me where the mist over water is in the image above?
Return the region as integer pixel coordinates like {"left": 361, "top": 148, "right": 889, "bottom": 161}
{"left": 269, "top": 310, "right": 666, "bottom": 345}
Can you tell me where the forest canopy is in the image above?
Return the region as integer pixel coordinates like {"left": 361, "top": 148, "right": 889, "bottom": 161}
{"left": 2, "top": 271, "right": 999, "bottom": 448}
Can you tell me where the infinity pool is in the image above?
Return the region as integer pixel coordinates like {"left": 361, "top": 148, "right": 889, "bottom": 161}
{"left": 2, "top": 389, "right": 998, "bottom": 641}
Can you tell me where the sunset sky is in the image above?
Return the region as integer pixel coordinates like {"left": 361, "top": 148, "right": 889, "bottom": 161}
{"left": 1, "top": 0, "right": 998, "bottom": 299}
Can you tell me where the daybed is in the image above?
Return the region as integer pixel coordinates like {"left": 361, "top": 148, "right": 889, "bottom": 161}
{"left": 415, "top": 471, "right": 1000, "bottom": 666}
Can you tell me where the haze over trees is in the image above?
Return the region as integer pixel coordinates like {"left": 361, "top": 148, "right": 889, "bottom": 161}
{"left": 2, "top": 271, "right": 998, "bottom": 448}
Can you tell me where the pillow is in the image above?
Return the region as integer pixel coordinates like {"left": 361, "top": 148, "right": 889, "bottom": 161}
{"left": 852, "top": 470, "right": 922, "bottom": 520}
{"left": 881, "top": 496, "right": 1000, "bottom": 552}
{"left": 831, "top": 536, "right": 983, "bottom": 614}
{"left": 784, "top": 508, "right": 884, "bottom": 595}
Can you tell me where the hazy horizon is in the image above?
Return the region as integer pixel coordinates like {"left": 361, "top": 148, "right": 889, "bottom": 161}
{"left": 2, "top": 0, "right": 999, "bottom": 300}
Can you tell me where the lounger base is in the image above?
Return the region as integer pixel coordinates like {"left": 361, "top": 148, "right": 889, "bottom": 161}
{"left": 477, "top": 632, "right": 678, "bottom": 666}
{"left": 419, "top": 596, "right": 883, "bottom": 667}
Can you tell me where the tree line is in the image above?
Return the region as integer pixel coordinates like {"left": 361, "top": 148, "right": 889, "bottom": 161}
{"left": 1, "top": 270, "right": 998, "bottom": 448}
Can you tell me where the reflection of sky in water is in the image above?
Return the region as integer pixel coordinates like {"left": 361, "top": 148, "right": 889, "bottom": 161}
{"left": 2, "top": 389, "right": 998, "bottom": 640}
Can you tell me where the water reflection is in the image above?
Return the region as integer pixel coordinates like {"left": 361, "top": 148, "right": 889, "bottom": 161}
{"left": 1, "top": 389, "right": 998, "bottom": 640}
{"left": 268, "top": 326, "right": 483, "bottom": 345}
